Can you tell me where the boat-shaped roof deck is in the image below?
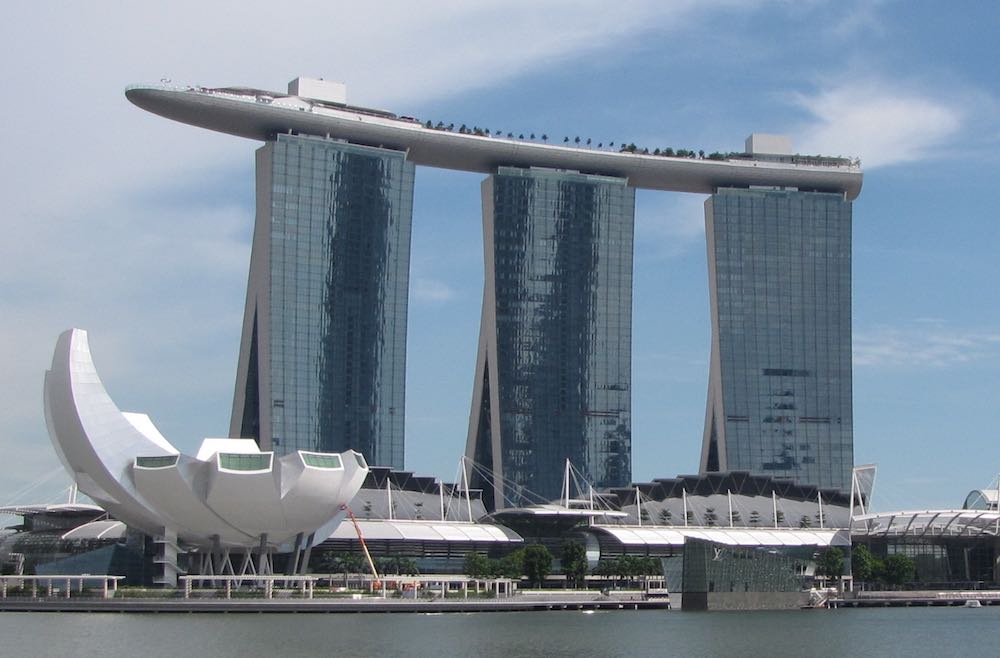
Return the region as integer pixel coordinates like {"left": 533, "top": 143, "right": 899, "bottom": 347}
{"left": 126, "top": 84, "right": 862, "bottom": 200}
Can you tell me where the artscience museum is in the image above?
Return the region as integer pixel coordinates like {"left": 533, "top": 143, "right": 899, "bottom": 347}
{"left": 41, "top": 328, "right": 369, "bottom": 584}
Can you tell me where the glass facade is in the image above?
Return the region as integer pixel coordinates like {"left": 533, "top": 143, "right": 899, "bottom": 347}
{"left": 218, "top": 453, "right": 272, "bottom": 471}
{"left": 681, "top": 538, "right": 814, "bottom": 610}
{"left": 467, "top": 167, "right": 634, "bottom": 509}
{"left": 232, "top": 134, "right": 414, "bottom": 469}
{"left": 702, "top": 188, "right": 853, "bottom": 491}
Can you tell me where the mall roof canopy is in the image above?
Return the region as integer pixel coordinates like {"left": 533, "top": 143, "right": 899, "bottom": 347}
{"left": 61, "top": 520, "right": 127, "bottom": 541}
{"left": 852, "top": 510, "right": 1000, "bottom": 539}
{"left": 326, "top": 519, "right": 521, "bottom": 544}
{"left": 0, "top": 504, "right": 105, "bottom": 517}
{"left": 589, "top": 525, "right": 850, "bottom": 548}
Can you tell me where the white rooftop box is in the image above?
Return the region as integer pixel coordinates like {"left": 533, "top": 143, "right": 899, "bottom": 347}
{"left": 288, "top": 77, "right": 347, "bottom": 104}
{"left": 745, "top": 133, "right": 793, "bottom": 155}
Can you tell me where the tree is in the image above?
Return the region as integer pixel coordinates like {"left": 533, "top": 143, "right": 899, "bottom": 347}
{"left": 883, "top": 553, "right": 915, "bottom": 587}
{"left": 658, "top": 509, "right": 672, "bottom": 525}
{"left": 377, "top": 556, "right": 419, "bottom": 575}
{"left": 522, "top": 544, "right": 553, "bottom": 588}
{"left": 704, "top": 507, "right": 718, "bottom": 526}
{"left": 613, "top": 556, "right": 634, "bottom": 584}
{"left": 498, "top": 549, "right": 525, "bottom": 580}
{"left": 749, "top": 510, "right": 761, "bottom": 526}
{"left": 815, "top": 547, "right": 845, "bottom": 580}
{"left": 310, "top": 551, "right": 339, "bottom": 573}
{"left": 561, "top": 541, "right": 588, "bottom": 589}
{"left": 464, "top": 551, "right": 493, "bottom": 579}
{"left": 637, "top": 556, "right": 662, "bottom": 577}
{"left": 851, "top": 544, "right": 883, "bottom": 584}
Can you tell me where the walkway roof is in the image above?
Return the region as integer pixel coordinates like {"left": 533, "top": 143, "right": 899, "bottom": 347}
{"left": 852, "top": 510, "right": 1000, "bottom": 539}
{"left": 326, "top": 519, "right": 522, "bottom": 543}
{"left": 590, "top": 524, "right": 850, "bottom": 547}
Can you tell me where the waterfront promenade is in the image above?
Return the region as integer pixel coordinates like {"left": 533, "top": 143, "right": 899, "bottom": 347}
{"left": 0, "top": 591, "right": 669, "bottom": 614}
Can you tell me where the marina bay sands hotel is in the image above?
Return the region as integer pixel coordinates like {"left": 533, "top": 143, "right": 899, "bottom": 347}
{"left": 127, "top": 77, "right": 862, "bottom": 510}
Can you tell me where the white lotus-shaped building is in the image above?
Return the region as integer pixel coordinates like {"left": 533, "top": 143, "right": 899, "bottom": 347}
{"left": 43, "top": 329, "right": 368, "bottom": 553}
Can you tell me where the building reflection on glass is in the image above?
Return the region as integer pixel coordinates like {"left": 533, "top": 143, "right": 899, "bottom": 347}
{"left": 702, "top": 188, "right": 853, "bottom": 491}
{"left": 467, "top": 167, "right": 635, "bottom": 509}
{"left": 231, "top": 134, "right": 413, "bottom": 469}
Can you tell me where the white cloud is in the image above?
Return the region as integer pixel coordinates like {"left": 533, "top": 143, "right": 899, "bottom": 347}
{"left": 412, "top": 278, "right": 459, "bottom": 305}
{"left": 793, "top": 80, "right": 964, "bottom": 168}
{"left": 634, "top": 193, "right": 707, "bottom": 261}
{"left": 854, "top": 321, "right": 1000, "bottom": 368}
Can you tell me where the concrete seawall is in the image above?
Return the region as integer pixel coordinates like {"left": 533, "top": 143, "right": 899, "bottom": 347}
{"left": 0, "top": 595, "right": 671, "bottom": 614}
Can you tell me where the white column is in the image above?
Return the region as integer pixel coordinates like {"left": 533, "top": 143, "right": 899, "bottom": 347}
{"left": 728, "top": 489, "right": 734, "bottom": 528}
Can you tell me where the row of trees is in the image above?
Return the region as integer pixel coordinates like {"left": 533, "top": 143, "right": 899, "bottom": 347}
{"left": 420, "top": 121, "right": 726, "bottom": 159}
{"left": 851, "top": 545, "right": 916, "bottom": 587}
{"left": 464, "top": 543, "right": 663, "bottom": 589}
{"left": 463, "top": 545, "right": 553, "bottom": 587}
{"left": 648, "top": 507, "right": 825, "bottom": 528}
{"left": 813, "top": 546, "right": 917, "bottom": 588}
{"left": 310, "top": 552, "right": 419, "bottom": 577}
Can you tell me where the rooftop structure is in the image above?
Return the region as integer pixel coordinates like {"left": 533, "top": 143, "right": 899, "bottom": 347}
{"left": 125, "top": 82, "right": 862, "bottom": 199}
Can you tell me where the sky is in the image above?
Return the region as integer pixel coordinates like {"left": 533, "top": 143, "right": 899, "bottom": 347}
{"left": 1, "top": 1, "right": 998, "bottom": 513}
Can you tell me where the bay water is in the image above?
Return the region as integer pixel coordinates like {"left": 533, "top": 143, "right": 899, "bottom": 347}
{"left": 1, "top": 607, "right": 995, "bottom": 657}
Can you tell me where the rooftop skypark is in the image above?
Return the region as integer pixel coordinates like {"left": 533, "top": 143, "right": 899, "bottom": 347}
{"left": 126, "top": 79, "right": 862, "bottom": 199}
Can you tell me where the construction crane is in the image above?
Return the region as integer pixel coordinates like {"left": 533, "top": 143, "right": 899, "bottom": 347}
{"left": 341, "top": 504, "right": 382, "bottom": 593}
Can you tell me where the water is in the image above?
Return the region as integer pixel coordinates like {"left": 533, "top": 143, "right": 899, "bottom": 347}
{"left": 1, "top": 607, "right": 997, "bottom": 657}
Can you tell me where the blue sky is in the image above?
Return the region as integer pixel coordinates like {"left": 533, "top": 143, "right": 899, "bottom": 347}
{"left": 1, "top": 1, "right": 998, "bottom": 512}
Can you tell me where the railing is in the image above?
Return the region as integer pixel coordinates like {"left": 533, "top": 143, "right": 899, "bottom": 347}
{"left": 178, "top": 575, "right": 317, "bottom": 600}
{"left": 0, "top": 575, "right": 125, "bottom": 599}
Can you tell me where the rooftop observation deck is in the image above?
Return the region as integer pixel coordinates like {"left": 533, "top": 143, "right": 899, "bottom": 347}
{"left": 126, "top": 84, "right": 862, "bottom": 200}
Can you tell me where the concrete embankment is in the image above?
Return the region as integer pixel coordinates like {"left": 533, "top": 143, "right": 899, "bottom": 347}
{"left": 830, "top": 591, "right": 1000, "bottom": 608}
{"left": 0, "top": 595, "right": 671, "bottom": 614}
